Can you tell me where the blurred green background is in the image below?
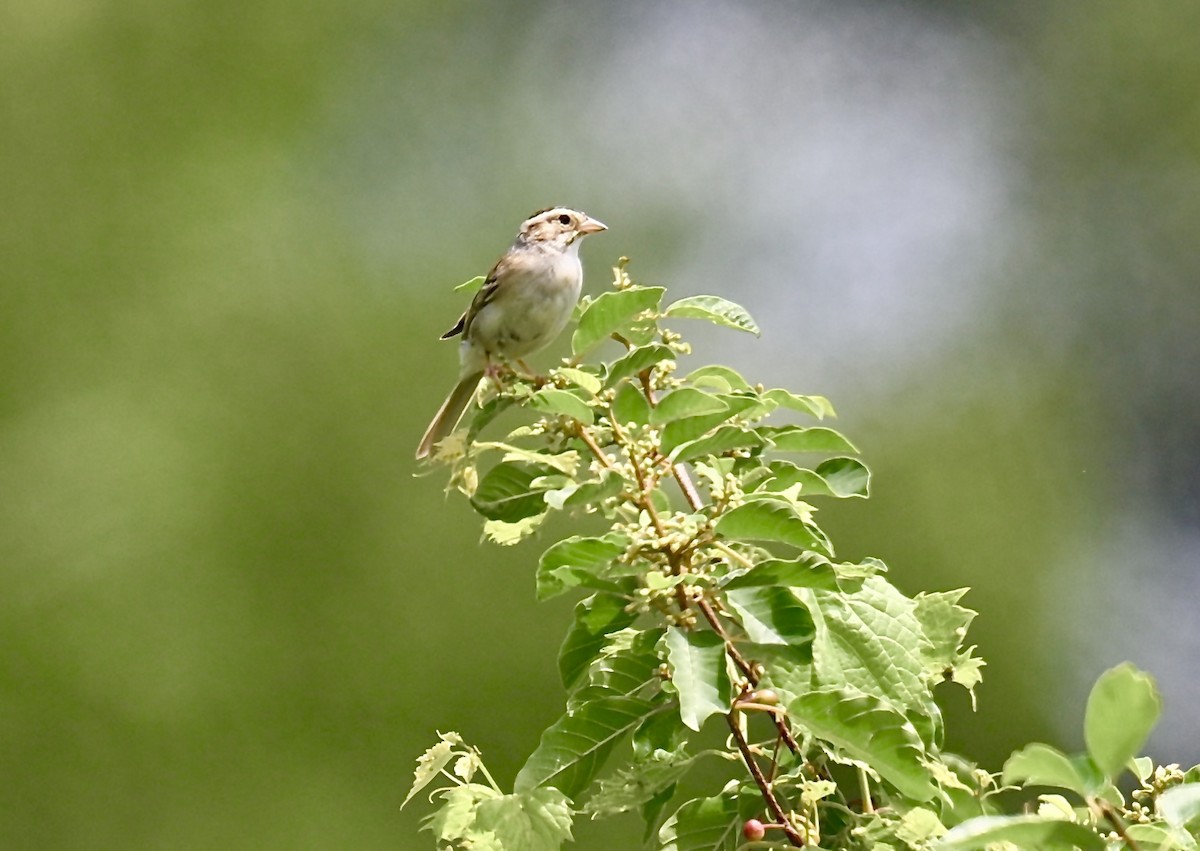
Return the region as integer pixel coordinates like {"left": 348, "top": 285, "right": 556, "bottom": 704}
{"left": 4, "top": 1, "right": 1199, "bottom": 847}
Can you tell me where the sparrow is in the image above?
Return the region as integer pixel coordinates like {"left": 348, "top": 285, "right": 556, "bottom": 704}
{"left": 415, "top": 207, "right": 607, "bottom": 459}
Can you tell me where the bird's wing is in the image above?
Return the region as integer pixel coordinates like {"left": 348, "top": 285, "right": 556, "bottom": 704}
{"left": 439, "top": 259, "right": 504, "bottom": 340}
{"left": 457, "top": 253, "right": 514, "bottom": 337}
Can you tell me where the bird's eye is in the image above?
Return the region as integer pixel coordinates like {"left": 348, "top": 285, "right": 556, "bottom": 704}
{"left": 558, "top": 213, "right": 571, "bottom": 225}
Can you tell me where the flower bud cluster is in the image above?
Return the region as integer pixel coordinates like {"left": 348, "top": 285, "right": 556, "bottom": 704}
{"left": 649, "top": 358, "right": 681, "bottom": 393}
{"left": 1132, "top": 762, "right": 1186, "bottom": 804}
{"left": 712, "top": 473, "right": 747, "bottom": 511}
{"left": 659, "top": 328, "right": 692, "bottom": 359}
{"left": 619, "top": 511, "right": 710, "bottom": 562}
{"left": 611, "top": 257, "right": 634, "bottom": 290}
{"left": 1124, "top": 800, "right": 1152, "bottom": 824}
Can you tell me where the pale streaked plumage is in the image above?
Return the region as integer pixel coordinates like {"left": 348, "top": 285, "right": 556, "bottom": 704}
{"left": 415, "top": 207, "right": 607, "bottom": 459}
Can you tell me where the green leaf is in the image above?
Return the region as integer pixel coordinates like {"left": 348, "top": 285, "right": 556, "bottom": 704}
{"left": 543, "top": 469, "right": 624, "bottom": 513}
{"left": 558, "top": 593, "right": 638, "bottom": 689}
{"left": 641, "top": 783, "right": 678, "bottom": 845}
{"left": 530, "top": 388, "right": 594, "bottom": 424}
{"left": 538, "top": 565, "right": 628, "bottom": 602}
{"left": 633, "top": 695, "right": 689, "bottom": 759}
{"left": 756, "top": 647, "right": 815, "bottom": 703}
{"left": 1125, "top": 821, "right": 1199, "bottom": 850}
{"left": 460, "top": 834, "right": 502, "bottom": 851}
{"left": 935, "top": 814, "right": 1106, "bottom": 850}
{"left": 553, "top": 367, "right": 601, "bottom": 396}
{"left": 760, "top": 425, "right": 859, "bottom": 454}
{"left": 570, "top": 470, "right": 625, "bottom": 507}
{"left": 651, "top": 388, "right": 729, "bottom": 424}
{"left": 725, "top": 587, "right": 815, "bottom": 646}
{"left": 483, "top": 514, "right": 544, "bottom": 546}
{"left": 800, "top": 578, "right": 933, "bottom": 720}
{"left": 574, "top": 628, "right": 663, "bottom": 704}
{"left": 610, "top": 381, "right": 651, "bottom": 428}
{"left": 721, "top": 554, "right": 840, "bottom": 591}
{"left": 403, "top": 731, "right": 462, "bottom": 809}
{"left": 473, "top": 788, "right": 574, "bottom": 851}
{"left": 660, "top": 396, "right": 762, "bottom": 453}
{"left": 664, "top": 628, "right": 730, "bottom": 732}
{"left": 535, "top": 535, "right": 628, "bottom": 600}
{"left": 897, "top": 807, "right": 948, "bottom": 845}
{"left": 761, "top": 457, "right": 871, "bottom": 498}
{"left": 1001, "top": 743, "right": 1104, "bottom": 798}
{"left": 583, "top": 746, "right": 694, "bottom": 817}
{"left": 514, "top": 694, "right": 658, "bottom": 798}
{"left": 669, "top": 425, "right": 768, "bottom": 464}
{"left": 604, "top": 344, "right": 674, "bottom": 388}
{"left": 761, "top": 388, "right": 835, "bottom": 418}
{"left": 1158, "top": 784, "right": 1200, "bottom": 830}
{"left": 913, "top": 590, "right": 977, "bottom": 672}
{"left": 715, "top": 497, "right": 833, "bottom": 556}
{"left": 664, "top": 295, "right": 760, "bottom": 335}
{"left": 475, "top": 442, "right": 581, "bottom": 476}
{"left": 658, "top": 788, "right": 758, "bottom": 851}
{"left": 424, "top": 783, "right": 502, "bottom": 843}
{"left": 1131, "top": 755, "right": 1154, "bottom": 782}
{"left": 788, "top": 688, "right": 936, "bottom": 802}
{"left": 913, "top": 589, "right": 984, "bottom": 705}
{"left": 572, "top": 286, "right": 666, "bottom": 356}
{"left": 470, "top": 462, "right": 551, "bottom": 522}
{"left": 1084, "top": 663, "right": 1162, "bottom": 780}
{"left": 808, "top": 457, "right": 871, "bottom": 497}
{"left": 685, "top": 365, "right": 753, "bottom": 393}
{"left": 468, "top": 396, "right": 517, "bottom": 439}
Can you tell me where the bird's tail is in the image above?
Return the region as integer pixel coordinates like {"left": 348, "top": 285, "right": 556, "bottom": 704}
{"left": 415, "top": 371, "right": 485, "bottom": 459}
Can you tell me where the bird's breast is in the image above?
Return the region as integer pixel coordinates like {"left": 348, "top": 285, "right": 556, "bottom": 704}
{"left": 465, "top": 253, "right": 583, "bottom": 361}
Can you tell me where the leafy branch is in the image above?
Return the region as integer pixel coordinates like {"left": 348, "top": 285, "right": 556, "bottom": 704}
{"left": 407, "top": 260, "right": 1200, "bottom": 851}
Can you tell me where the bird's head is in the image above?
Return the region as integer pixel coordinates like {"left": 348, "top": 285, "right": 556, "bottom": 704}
{"left": 517, "top": 207, "right": 607, "bottom": 251}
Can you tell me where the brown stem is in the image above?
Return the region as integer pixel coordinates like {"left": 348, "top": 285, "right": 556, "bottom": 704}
{"left": 586, "top": 419, "right": 688, "bottom": 612}
{"left": 726, "top": 713, "right": 805, "bottom": 846}
{"left": 1094, "top": 800, "right": 1142, "bottom": 851}
{"left": 625, "top": 352, "right": 809, "bottom": 811}
{"left": 579, "top": 421, "right": 662, "bottom": 533}
{"left": 767, "top": 734, "right": 784, "bottom": 784}
{"left": 577, "top": 426, "right": 617, "bottom": 471}
{"left": 626, "top": 378, "right": 696, "bottom": 613}
{"left": 696, "top": 595, "right": 801, "bottom": 755}
{"left": 671, "top": 463, "right": 705, "bottom": 512}
{"left": 695, "top": 596, "right": 755, "bottom": 679}
{"left": 635, "top": 371, "right": 707, "bottom": 513}
{"left": 628, "top": 445, "right": 666, "bottom": 536}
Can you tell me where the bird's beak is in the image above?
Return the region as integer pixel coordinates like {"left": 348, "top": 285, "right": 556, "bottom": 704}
{"left": 577, "top": 216, "right": 608, "bottom": 235}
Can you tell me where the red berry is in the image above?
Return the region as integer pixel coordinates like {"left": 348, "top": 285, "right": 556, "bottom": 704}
{"left": 743, "top": 819, "right": 766, "bottom": 841}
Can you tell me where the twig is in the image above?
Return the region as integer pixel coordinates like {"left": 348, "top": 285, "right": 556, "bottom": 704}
{"left": 624, "top": 348, "right": 810, "bottom": 815}
{"left": 726, "top": 713, "right": 805, "bottom": 847}
{"left": 634, "top": 370, "right": 707, "bottom": 514}
{"left": 586, "top": 419, "right": 688, "bottom": 611}
{"left": 767, "top": 734, "right": 784, "bottom": 784}
{"left": 577, "top": 426, "right": 616, "bottom": 471}
{"left": 695, "top": 595, "right": 801, "bottom": 756}
{"left": 671, "top": 462, "right": 705, "bottom": 511}
{"left": 695, "top": 596, "right": 756, "bottom": 679}
{"left": 1094, "top": 799, "right": 1142, "bottom": 851}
